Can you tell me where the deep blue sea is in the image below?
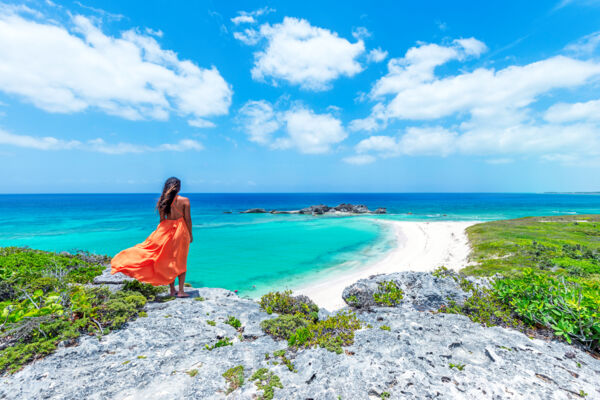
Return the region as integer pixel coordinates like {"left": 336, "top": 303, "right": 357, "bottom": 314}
{"left": 1, "top": 193, "right": 599, "bottom": 296}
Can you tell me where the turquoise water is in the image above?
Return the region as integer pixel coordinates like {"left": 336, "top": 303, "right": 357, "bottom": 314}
{"left": 1, "top": 193, "right": 599, "bottom": 296}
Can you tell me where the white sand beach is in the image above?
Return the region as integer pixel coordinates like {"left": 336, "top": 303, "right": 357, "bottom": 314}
{"left": 295, "top": 220, "right": 478, "bottom": 311}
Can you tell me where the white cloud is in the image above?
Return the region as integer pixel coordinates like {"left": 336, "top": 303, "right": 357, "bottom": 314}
{"left": 188, "top": 118, "right": 216, "bottom": 128}
{"left": 231, "top": 15, "right": 256, "bottom": 25}
{"left": 343, "top": 154, "right": 375, "bottom": 165}
{"left": 275, "top": 107, "right": 347, "bottom": 153}
{"left": 231, "top": 7, "right": 274, "bottom": 25}
{"left": 352, "top": 26, "right": 371, "bottom": 40}
{"left": 238, "top": 101, "right": 347, "bottom": 154}
{"left": 366, "top": 47, "right": 388, "bottom": 63}
{"left": 355, "top": 127, "right": 457, "bottom": 157}
{"left": 0, "top": 8, "right": 232, "bottom": 124}
{"left": 346, "top": 36, "right": 600, "bottom": 165}
{"left": 238, "top": 100, "right": 281, "bottom": 144}
{"left": 545, "top": 99, "right": 600, "bottom": 123}
{"left": 565, "top": 31, "right": 600, "bottom": 55}
{"left": 0, "top": 129, "right": 203, "bottom": 154}
{"left": 233, "top": 28, "right": 260, "bottom": 45}
{"left": 236, "top": 17, "right": 365, "bottom": 91}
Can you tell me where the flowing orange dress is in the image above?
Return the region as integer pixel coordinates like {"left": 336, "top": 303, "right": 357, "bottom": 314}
{"left": 111, "top": 217, "right": 190, "bottom": 286}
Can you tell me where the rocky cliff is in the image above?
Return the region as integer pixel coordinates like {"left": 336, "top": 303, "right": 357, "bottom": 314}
{"left": 1, "top": 272, "right": 599, "bottom": 399}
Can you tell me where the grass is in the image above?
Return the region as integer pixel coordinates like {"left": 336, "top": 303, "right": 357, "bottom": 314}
{"left": 456, "top": 215, "right": 600, "bottom": 352}
{"left": 463, "top": 215, "right": 600, "bottom": 278}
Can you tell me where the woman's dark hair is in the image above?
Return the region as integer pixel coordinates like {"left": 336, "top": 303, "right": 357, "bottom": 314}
{"left": 157, "top": 177, "right": 181, "bottom": 216}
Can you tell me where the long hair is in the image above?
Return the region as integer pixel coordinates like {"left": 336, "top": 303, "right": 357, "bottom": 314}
{"left": 157, "top": 177, "right": 181, "bottom": 216}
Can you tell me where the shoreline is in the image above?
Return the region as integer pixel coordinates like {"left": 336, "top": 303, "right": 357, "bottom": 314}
{"left": 293, "top": 220, "right": 478, "bottom": 311}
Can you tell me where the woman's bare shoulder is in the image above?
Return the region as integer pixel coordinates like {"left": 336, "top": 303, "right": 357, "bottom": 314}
{"left": 177, "top": 195, "right": 190, "bottom": 204}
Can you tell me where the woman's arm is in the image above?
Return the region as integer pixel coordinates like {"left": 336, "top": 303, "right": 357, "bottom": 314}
{"left": 183, "top": 198, "right": 193, "bottom": 243}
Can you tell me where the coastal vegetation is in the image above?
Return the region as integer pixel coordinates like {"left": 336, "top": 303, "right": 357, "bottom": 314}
{"left": 443, "top": 215, "right": 600, "bottom": 353}
{"left": 259, "top": 291, "right": 362, "bottom": 354}
{"left": 0, "top": 247, "right": 162, "bottom": 374}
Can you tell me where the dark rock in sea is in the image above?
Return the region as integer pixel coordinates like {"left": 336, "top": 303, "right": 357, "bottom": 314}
{"left": 342, "top": 271, "right": 469, "bottom": 311}
{"left": 299, "top": 205, "right": 331, "bottom": 215}
{"left": 223, "top": 211, "right": 232, "bottom": 214}
{"left": 373, "top": 207, "right": 387, "bottom": 214}
{"left": 270, "top": 210, "right": 300, "bottom": 214}
{"left": 2, "top": 273, "right": 599, "bottom": 399}
{"left": 240, "top": 208, "right": 267, "bottom": 214}
{"left": 333, "top": 203, "right": 370, "bottom": 213}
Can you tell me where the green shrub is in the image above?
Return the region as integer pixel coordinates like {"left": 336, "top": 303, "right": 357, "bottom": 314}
{"left": 205, "top": 337, "right": 233, "bottom": 351}
{"left": 373, "top": 281, "right": 403, "bottom": 306}
{"left": 122, "top": 280, "right": 167, "bottom": 300}
{"left": 225, "top": 316, "right": 242, "bottom": 329}
{"left": 206, "top": 320, "right": 216, "bottom": 326}
{"left": 250, "top": 368, "right": 283, "bottom": 400}
{"left": 494, "top": 269, "right": 600, "bottom": 350}
{"left": 380, "top": 325, "right": 390, "bottom": 331}
{"left": 259, "top": 290, "right": 318, "bottom": 319}
{"left": 272, "top": 349, "right": 296, "bottom": 372}
{"left": 288, "top": 311, "right": 362, "bottom": 354}
{"left": 260, "top": 314, "right": 309, "bottom": 340}
{"left": 223, "top": 365, "right": 244, "bottom": 394}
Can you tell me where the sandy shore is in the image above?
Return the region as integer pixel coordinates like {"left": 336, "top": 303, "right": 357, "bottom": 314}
{"left": 294, "top": 220, "right": 478, "bottom": 311}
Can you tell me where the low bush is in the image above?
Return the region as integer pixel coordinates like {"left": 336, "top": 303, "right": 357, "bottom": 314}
{"left": 225, "top": 316, "right": 242, "bottom": 329}
{"left": 288, "top": 311, "right": 362, "bottom": 354}
{"left": 260, "top": 314, "right": 309, "bottom": 340}
{"left": 259, "top": 290, "right": 318, "bottom": 319}
{"left": 223, "top": 365, "right": 244, "bottom": 394}
{"left": 373, "top": 281, "right": 403, "bottom": 306}
{"left": 122, "top": 280, "right": 167, "bottom": 300}
{"left": 250, "top": 368, "right": 283, "bottom": 400}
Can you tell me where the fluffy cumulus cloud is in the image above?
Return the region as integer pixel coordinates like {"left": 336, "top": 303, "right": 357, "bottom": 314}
{"left": 238, "top": 100, "right": 347, "bottom": 154}
{"left": 0, "top": 129, "right": 203, "bottom": 154}
{"left": 234, "top": 17, "right": 365, "bottom": 90}
{"left": 366, "top": 47, "right": 388, "bottom": 63}
{"left": 0, "top": 7, "right": 232, "bottom": 124}
{"left": 347, "top": 36, "right": 600, "bottom": 165}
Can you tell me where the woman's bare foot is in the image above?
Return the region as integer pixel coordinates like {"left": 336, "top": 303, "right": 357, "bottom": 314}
{"left": 170, "top": 289, "right": 177, "bottom": 296}
{"left": 177, "top": 291, "right": 190, "bottom": 298}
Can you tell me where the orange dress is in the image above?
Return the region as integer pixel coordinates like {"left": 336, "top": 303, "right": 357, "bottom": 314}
{"left": 111, "top": 217, "right": 190, "bottom": 286}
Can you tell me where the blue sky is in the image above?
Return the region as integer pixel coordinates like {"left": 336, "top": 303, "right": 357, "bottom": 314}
{"left": 1, "top": 0, "right": 600, "bottom": 193}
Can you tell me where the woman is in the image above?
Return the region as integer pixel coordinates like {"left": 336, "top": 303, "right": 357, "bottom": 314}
{"left": 111, "top": 177, "right": 193, "bottom": 298}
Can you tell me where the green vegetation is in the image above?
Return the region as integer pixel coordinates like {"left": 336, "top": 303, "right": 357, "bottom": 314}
{"left": 222, "top": 365, "right": 244, "bottom": 394}
{"left": 380, "top": 325, "right": 390, "bottom": 331}
{"left": 122, "top": 280, "right": 166, "bottom": 301}
{"left": 206, "top": 320, "right": 216, "bottom": 326}
{"left": 194, "top": 296, "right": 205, "bottom": 301}
{"left": 225, "top": 316, "right": 242, "bottom": 329}
{"left": 259, "top": 290, "right": 318, "bottom": 320}
{"left": 260, "top": 314, "right": 309, "bottom": 340}
{"left": 287, "top": 311, "right": 362, "bottom": 354}
{"left": 0, "top": 247, "right": 150, "bottom": 374}
{"left": 453, "top": 216, "right": 600, "bottom": 353}
{"left": 205, "top": 337, "right": 233, "bottom": 351}
{"left": 373, "top": 280, "right": 404, "bottom": 306}
{"left": 381, "top": 393, "right": 391, "bottom": 399}
{"left": 260, "top": 291, "right": 362, "bottom": 354}
{"left": 186, "top": 369, "right": 198, "bottom": 377}
{"left": 250, "top": 368, "right": 283, "bottom": 400}
{"left": 273, "top": 349, "right": 296, "bottom": 372}
{"left": 346, "top": 295, "right": 359, "bottom": 307}
{"left": 449, "top": 362, "right": 465, "bottom": 371}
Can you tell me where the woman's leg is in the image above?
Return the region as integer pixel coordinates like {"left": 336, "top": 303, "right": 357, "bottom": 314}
{"left": 169, "top": 281, "right": 176, "bottom": 296}
{"left": 177, "top": 272, "right": 189, "bottom": 297}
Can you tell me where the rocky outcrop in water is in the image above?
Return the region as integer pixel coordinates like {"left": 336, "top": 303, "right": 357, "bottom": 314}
{"left": 241, "top": 204, "right": 387, "bottom": 215}
{"left": 2, "top": 272, "right": 599, "bottom": 399}
{"left": 240, "top": 208, "right": 268, "bottom": 214}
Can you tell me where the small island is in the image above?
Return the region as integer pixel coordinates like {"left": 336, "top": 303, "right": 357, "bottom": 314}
{"left": 241, "top": 203, "right": 387, "bottom": 215}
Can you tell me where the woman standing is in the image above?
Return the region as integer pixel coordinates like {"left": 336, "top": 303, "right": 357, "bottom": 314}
{"left": 111, "top": 177, "right": 193, "bottom": 297}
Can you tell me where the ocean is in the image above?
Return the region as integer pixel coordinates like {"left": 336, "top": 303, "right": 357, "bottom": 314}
{"left": 1, "top": 193, "right": 599, "bottom": 296}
